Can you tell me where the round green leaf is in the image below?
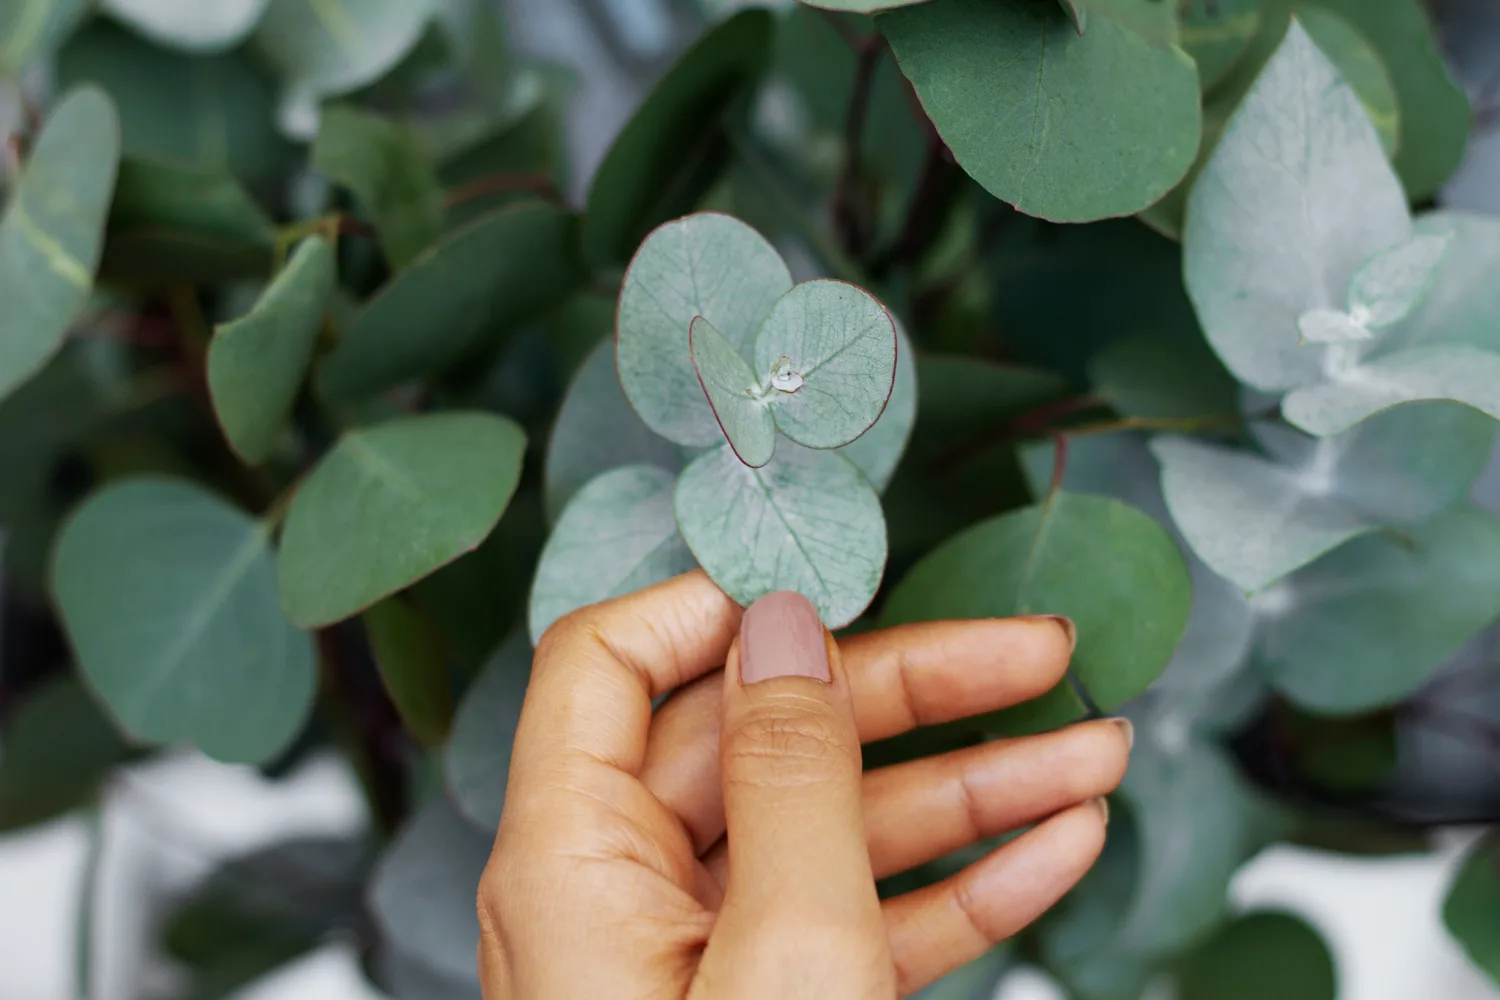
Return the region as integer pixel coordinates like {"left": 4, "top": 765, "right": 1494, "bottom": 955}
{"left": 1177, "top": 911, "right": 1337, "bottom": 1000}
{"left": 1443, "top": 834, "right": 1500, "bottom": 987}
{"left": 582, "top": 9, "right": 775, "bottom": 266}
{"left": 1183, "top": 20, "right": 1410, "bottom": 393}
{"left": 312, "top": 105, "right": 445, "bottom": 268}
{"left": 837, "top": 319, "right": 917, "bottom": 493}
{"left": 544, "top": 338, "right": 685, "bottom": 522}
{"left": 254, "top": 0, "right": 434, "bottom": 129}
{"left": 879, "top": 0, "right": 1201, "bottom": 223}
{"left": 445, "top": 632, "right": 530, "bottom": 831}
{"left": 674, "top": 442, "right": 886, "bottom": 627}
{"left": 881, "top": 491, "right": 1191, "bottom": 711}
{"left": 317, "top": 204, "right": 584, "bottom": 404}
{"left": 102, "top": 0, "right": 270, "bottom": 52}
{"left": 57, "top": 20, "right": 288, "bottom": 184}
{"left": 754, "top": 280, "right": 897, "bottom": 451}
{"left": 363, "top": 596, "right": 452, "bottom": 746}
{"left": 0, "top": 677, "right": 139, "bottom": 832}
{"left": 616, "top": 212, "right": 793, "bottom": 447}
{"left": 1255, "top": 504, "right": 1500, "bottom": 714}
{"left": 368, "top": 795, "right": 489, "bottom": 987}
{"left": 530, "top": 465, "right": 696, "bottom": 644}
{"left": 51, "top": 477, "right": 317, "bottom": 764}
{"left": 691, "top": 315, "right": 777, "bottom": 467}
{"left": 277, "top": 412, "right": 526, "bottom": 628}
{"left": 0, "top": 86, "right": 119, "bottom": 404}
{"left": 1181, "top": 0, "right": 1260, "bottom": 91}
{"left": 207, "top": 236, "right": 335, "bottom": 464}
{"left": 0, "top": 0, "right": 89, "bottom": 72}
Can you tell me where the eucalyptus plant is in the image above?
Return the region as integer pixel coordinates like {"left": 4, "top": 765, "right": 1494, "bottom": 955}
{"left": 0, "top": 0, "right": 1497, "bottom": 998}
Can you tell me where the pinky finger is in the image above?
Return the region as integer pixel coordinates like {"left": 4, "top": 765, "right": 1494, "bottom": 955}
{"left": 883, "top": 800, "right": 1110, "bottom": 997}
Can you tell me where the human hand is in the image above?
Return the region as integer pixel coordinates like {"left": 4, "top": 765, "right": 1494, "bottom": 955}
{"left": 477, "top": 571, "right": 1131, "bottom": 999}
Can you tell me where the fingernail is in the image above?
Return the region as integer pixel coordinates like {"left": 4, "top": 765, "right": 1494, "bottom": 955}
{"left": 1091, "top": 796, "right": 1110, "bottom": 825}
{"left": 1107, "top": 717, "right": 1135, "bottom": 750}
{"left": 1021, "top": 614, "right": 1077, "bottom": 652}
{"left": 739, "top": 591, "right": 830, "bottom": 686}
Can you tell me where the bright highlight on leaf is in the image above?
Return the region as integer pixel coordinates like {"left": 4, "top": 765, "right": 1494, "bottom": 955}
{"left": 1347, "top": 231, "right": 1453, "bottom": 330}
{"left": 1297, "top": 308, "right": 1370, "bottom": 345}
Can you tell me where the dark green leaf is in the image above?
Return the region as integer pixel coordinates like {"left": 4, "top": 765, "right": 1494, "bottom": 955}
{"left": 1177, "top": 911, "right": 1337, "bottom": 1000}
{"left": 0, "top": 677, "right": 139, "bottom": 832}
{"left": 582, "top": 9, "right": 775, "bottom": 265}
{"left": 1180, "top": 0, "right": 1260, "bottom": 91}
{"left": 882, "top": 492, "right": 1191, "bottom": 724}
{"left": 1090, "top": 332, "right": 1240, "bottom": 421}
{"left": 317, "top": 204, "right": 584, "bottom": 404}
{"left": 1287, "top": 710, "right": 1398, "bottom": 792}
{"left": 277, "top": 412, "right": 526, "bottom": 628}
{"left": 364, "top": 596, "right": 453, "bottom": 746}
{"left": 51, "top": 477, "right": 317, "bottom": 764}
{"left": 675, "top": 442, "right": 886, "bottom": 627}
{"left": 880, "top": 0, "right": 1201, "bottom": 222}
{"left": 912, "top": 355, "right": 1067, "bottom": 452}
{"left": 57, "top": 20, "right": 288, "bottom": 184}
{"left": 0, "top": 87, "right": 119, "bottom": 405}
{"left": 444, "top": 632, "right": 531, "bottom": 831}
{"left": 0, "top": 0, "right": 89, "bottom": 72}
{"left": 1255, "top": 505, "right": 1500, "bottom": 714}
{"left": 313, "top": 105, "right": 445, "bottom": 268}
{"left": 530, "top": 465, "right": 696, "bottom": 643}
{"left": 207, "top": 236, "right": 335, "bottom": 464}
{"left": 1443, "top": 834, "right": 1500, "bottom": 987}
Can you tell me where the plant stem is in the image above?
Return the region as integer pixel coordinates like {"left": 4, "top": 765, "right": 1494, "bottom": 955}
{"left": 74, "top": 803, "right": 104, "bottom": 1000}
{"left": 316, "top": 630, "right": 409, "bottom": 838}
{"left": 444, "top": 171, "right": 564, "bottom": 209}
{"left": 831, "top": 36, "right": 885, "bottom": 258}
{"left": 870, "top": 130, "right": 961, "bottom": 278}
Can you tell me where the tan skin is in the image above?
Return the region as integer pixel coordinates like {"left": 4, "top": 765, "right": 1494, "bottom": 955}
{"left": 477, "top": 571, "right": 1131, "bottom": 999}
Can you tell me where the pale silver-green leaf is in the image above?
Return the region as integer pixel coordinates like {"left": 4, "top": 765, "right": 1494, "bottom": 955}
{"left": 102, "top": 0, "right": 270, "bottom": 51}
{"left": 674, "top": 442, "right": 885, "bottom": 628}
{"left": 754, "top": 280, "right": 897, "bottom": 451}
{"left": 617, "top": 212, "right": 793, "bottom": 447}
{"left": 1298, "top": 308, "right": 1371, "bottom": 345}
{"left": 1348, "top": 231, "right": 1453, "bottom": 331}
{"left": 1284, "top": 345, "right": 1500, "bottom": 438}
{"left": 529, "top": 465, "right": 696, "bottom": 644}
{"left": 691, "top": 316, "right": 776, "bottom": 468}
{"left": 445, "top": 632, "right": 530, "bottom": 832}
{"left": 836, "top": 319, "right": 916, "bottom": 493}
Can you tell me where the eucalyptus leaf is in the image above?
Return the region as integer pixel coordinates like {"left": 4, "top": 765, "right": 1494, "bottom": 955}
{"left": 1347, "top": 232, "right": 1453, "bottom": 331}
{"left": 882, "top": 491, "right": 1191, "bottom": 723}
{"left": 51, "top": 477, "right": 316, "bottom": 764}
{"left": 445, "top": 632, "right": 531, "bottom": 831}
{"left": 529, "top": 465, "right": 697, "bottom": 644}
{"left": 1283, "top": 345, "right": 1500, "bottom": 438}
{"left": 753, "top": 279, "right": 897, "bottom": 451}
{"left": 364, "top": 596, "right": 452, "bottom": 746}
{"left": 616, "top": 212, "right": 792, "bottom": 446}
{"left": 0, "top": 87, "right": 119, "bottom": 406}
{"left": 1176, "top": 911, "right": 1337, "bottom": 1000}
{"left": 277, "top": 412, "right": 526, "bottom": 628}
{"left": 368, "top": 794, "right": 490, "bottom": 987}
{"left": 0, "top": 0, "right": 89, "bottom": 72}
{"left": 691, "top": 315, "right": 776, "bottom": 467}
{"left": 1151, "top": 435, "right": 1376, "bottom": 594}
{"left": 1297, "top": 309, "right": 1370, "bottom": 345}
{"left": 674, "top": 442, "right": 885, "bottom": 628}
{"left": 1182, "top": 21, "right": 1409, "bottom": 392}
{"left": 1254, "top": 505, "right": 1500, "bottom": 714}
{"left": 544, "top": 338, "right": 685, "bottom": 522}
{"left": 1443, "top": 833, "right": 1500, "bottom": 987}
{"left": 254, "top": 0, "right": 435, "bottom": 132}
{"left": 57, "top": 21, "right": 288, "bottom": 184}
{"left": 880, "top": 0, "right": 1201, "bottom": 223}
{"left": 1294, "top": 6, "right": 1399, "bottom": 157}
{"left": 1089, "top": 332, "right": 1240, "bottom": 421}
{"left": 582, "top": 9, "right": 774, "bottom": 265}
{"left": 1386, "top": 212, "right": 1500, "bottom": 356}
{"left": 837, "top": 319, "right": 917, "bottom": 492}
{"left": 207, "top": 236, "right": 335, "bottom": 464}
{"left": 0, "top": 677, "right": 139, "bottom": 832}
{"left": 317, "top": 204, "right": 584, "bottom": 404}
{"left": 912, "top": 355, "right": 1067, "bottom": 452}
{"left": 313, "top": 105, "right": 445, "bottom": 268}
{"left": 102, "top": 0, "right": 270, "bottom": 52}
{"left": 1180, "top": 0, "right": 1260, "bottom": 91}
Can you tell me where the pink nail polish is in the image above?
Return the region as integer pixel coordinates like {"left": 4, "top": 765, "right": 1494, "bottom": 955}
{"left": 739, "top": 591, "right": 830, "bottom": 686}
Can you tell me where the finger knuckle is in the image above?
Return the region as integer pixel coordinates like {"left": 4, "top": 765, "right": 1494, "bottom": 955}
{"left": 724, "top": 698, "right": 858, "bottom": 789}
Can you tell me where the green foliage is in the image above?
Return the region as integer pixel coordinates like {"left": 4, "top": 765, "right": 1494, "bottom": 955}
{"left": 2, "top": 1, "right": 1496, "bottom": 996}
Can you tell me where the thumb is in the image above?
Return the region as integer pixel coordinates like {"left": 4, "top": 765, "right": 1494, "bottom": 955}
{"left": 710, "top": 591, "right": 890, "bottom": 990}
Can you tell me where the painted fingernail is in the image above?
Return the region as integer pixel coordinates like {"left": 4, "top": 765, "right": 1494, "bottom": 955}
{"left": 1021, "top": 614, "right": 1077, "bottom": 652}
{"left": 1107, "top": 717, "right": 1135, "bottom": 750}
{"left": 739, "top": 591, "right": 830, "bottom": 686}
{"left": 1091, "top": 796, "right": 1110, "bottom": 825}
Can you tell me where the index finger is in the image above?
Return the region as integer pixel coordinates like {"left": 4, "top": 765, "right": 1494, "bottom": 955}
{"left": 513, "top": 570, "right": 742, "bottom": 779}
